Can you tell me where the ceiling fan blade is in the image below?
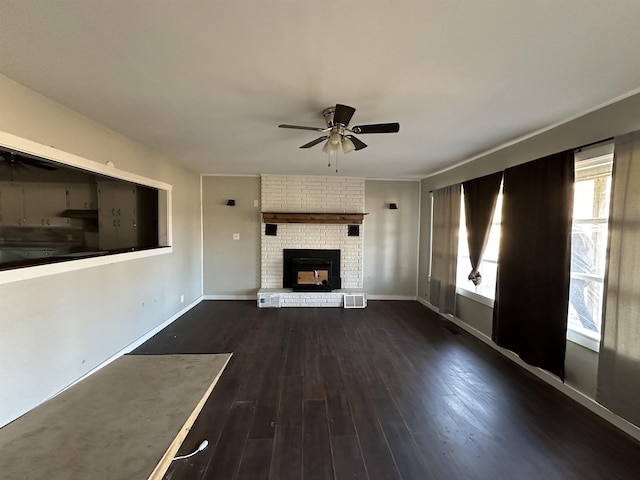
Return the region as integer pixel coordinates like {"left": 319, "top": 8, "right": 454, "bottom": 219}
{"left": 279, "top": 124, "right": 327, "bottom": 132}
{"left": 300, "top": 136, "right": 329, "bottom": 148}
{"left": 352, "top": 122, "right": 400, "bottom": 134}
{"left": 346, "top": 135, "right": 367, "bottom": 151}
{"left": 23, "top": 158, "right": 57, "bottom": 171}
{"left": 333, "top": 104, "right": 356, "bottom": 126}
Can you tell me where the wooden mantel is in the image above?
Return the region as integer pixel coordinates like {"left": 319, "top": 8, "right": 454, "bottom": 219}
{"left": 262, "top": 212, "right": 368, "bottom": 224}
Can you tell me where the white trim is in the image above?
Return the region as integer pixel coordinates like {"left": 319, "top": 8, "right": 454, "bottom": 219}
{"left": 572, "top": 218, "right": 608, "bottom": 226}
{"left": 200, "top": 173, "right": 261, "bottom": 177}
{"left": 571, "top": 272, "right": 604, "bottom": 282}
{"left": 0, "top": 131, "right": 172, "bottom": 191}
{"left": 416, "top": 299, "right": 640, "bottom": 443}
{"left": 364, "top": 177, "right": 423, "bottom": 182}
{"left": 367, "top": 294, "right": 417, "bottom": 301}
{"left": 422, "top": 87, "right": 640, "bottom": 180}
{"left": 200, "top": 174, "right": 204, "bottom": 298}
{"left": 428, "top": 191, "right": 433, "bottom": 280}
{"left": 415, "top": 180, "right": 422, "bottom": 298}
{"left": 417, "top": 296, "right": 431, "bottom": 309}
{"left": 456, "top": 286, "right": 495, "bottom": 308}
{"left": 53, "top": 296, "right": 203, "bottom": 398}
{"left": 203, "top": 294, "right": 256, "bottom": 300}
{"left": 567, "top": 327, "right": 601, "bottom": 352}
{"left": 0, "top": 247, "right": 172, "bottom": 285}
{"left": 0, "top": 131, "right": 174, "bottom": 283}
{"left": 456, "top": 287, "right": 600, "bottom": 351}
{"left": 162, "top": 186, "right": 173, "bottom": 248}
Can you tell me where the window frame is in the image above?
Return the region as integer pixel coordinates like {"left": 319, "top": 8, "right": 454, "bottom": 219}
{"left": 566, "top": 147, "right": 614, "bottom": 351}
{"left": 0, "top": 131, "right": 173, "bottom": 286}
{"left": 453, "top": 144, "right": 613, "bottom": 352}
{"left": 455, "top": 185, "right": 502, "bottom": 303}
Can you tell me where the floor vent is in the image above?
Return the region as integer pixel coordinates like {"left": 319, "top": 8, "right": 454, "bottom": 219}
{"left": 344, "top": 294, "right": 366, "bottom": 309}
{"left": 258, "top": 294, "right": 281, "bottom": 308}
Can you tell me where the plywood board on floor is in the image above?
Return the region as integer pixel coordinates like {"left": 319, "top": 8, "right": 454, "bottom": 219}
{"left": 0, "top": 353, "right": 231, "bottom": 480}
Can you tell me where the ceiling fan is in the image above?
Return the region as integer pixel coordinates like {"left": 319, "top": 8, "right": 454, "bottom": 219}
{"left": 0, "top": 151, "right": 57, "bottom": 172}
{"left": 279, "top": 104, "right": 399, "bottom": 154}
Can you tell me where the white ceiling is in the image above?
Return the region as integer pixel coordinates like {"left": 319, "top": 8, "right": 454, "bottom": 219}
{"left": 1, "top": 1, "right": 640, "bottom": 179}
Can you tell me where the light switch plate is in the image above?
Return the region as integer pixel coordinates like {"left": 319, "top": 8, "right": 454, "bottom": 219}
{"left": 253, "top": 200, "right": 259, "bottom": 207}
{"left": 233, "top": 233, "right": 240, "bottom": 240}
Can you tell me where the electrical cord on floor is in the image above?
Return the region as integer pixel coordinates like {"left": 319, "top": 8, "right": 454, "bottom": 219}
{"left": 172, "top": 440, "right": 209, "bottom": 461}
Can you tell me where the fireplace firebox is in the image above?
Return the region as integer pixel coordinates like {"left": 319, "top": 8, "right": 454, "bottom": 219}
{"left": 283, "top": 249, "right": 341, "bottom": 292}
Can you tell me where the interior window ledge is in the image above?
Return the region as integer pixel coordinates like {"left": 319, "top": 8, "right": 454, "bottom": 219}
{"left": 567, "top": 327, "right": 601, "bottom": 352}
{"left": 0, "top": 246, "right": 172, "bottom": 285}
{"left": 456, "top": 286, "right": 601, "bottom": 352}
{"left": 456, "top": 286, "right": 495, "bottom": 308}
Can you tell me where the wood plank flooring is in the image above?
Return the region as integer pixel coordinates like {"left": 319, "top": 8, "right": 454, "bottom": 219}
{"left": 133, "top": 301, "right": 640, "bottom": 480}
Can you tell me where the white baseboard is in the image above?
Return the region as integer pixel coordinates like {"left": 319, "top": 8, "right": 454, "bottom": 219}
{"left": 54, "top": 296, "right": 204, "bottom": 397}
{"left": 367, "top": 295, "right": 417, "bottom": 301}
{"left": 416, "top": 300, "right": 640, "bottom": 442}
{"left": 417, "top": 296, "right": 432, "bottom": 309}
{"left": 202, "top": 294, "right": 255, "bottom": 300}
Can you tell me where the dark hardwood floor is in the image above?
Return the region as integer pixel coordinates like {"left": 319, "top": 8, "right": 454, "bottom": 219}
{"left": 133, "top": 301, "right": 640, "bottom": 480}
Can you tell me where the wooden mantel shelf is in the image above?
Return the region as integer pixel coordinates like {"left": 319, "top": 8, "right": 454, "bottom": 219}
{"left": 262, "top": 212, "right": 368, "bottom": 224}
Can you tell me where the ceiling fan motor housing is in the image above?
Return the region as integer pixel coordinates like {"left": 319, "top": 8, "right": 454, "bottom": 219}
{"left": 322, "top": 107, "right": 336, "bottom": 127}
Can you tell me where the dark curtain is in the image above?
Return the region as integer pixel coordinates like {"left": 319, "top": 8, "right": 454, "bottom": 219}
{"left": 462, "top": 171, "right": 503, "bottom": 286}
{"left": 492, "top": 150, "right": 574, "bottom": 379}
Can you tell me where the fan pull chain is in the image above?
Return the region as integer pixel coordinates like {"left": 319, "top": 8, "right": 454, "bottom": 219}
{"left": 327, "top": 151, "right": 339, "bottom": 173}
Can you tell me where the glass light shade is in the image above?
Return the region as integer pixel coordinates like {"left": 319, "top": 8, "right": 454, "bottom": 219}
{"left": 341, "top": 137, "right": 356, "bottom": 153}
{"left": 329, "top": 132, "right": 342, "bottom": 146}
{"left": 322, "top": 140, "right": 338, "bottom": 154}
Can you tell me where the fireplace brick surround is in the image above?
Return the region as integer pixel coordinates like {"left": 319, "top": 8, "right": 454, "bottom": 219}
{"left": 259, "top": 175, "right": 366, "bottom": 307}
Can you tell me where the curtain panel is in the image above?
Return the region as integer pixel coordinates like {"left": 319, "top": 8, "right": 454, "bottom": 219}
{"left": 597, "top": 131, "right": 640, "bottom": 427}
{"left": 462, "top": 171, "right": 503, "bottom": 286}
{"left": 492, "top": 150, "right": 574, "bottom": 379}
{"left": 429, "top": 184, "right": 461, "bottom": 315}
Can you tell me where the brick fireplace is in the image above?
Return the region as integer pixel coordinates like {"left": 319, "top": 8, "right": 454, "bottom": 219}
{"left": 259, "top": 175, "right": 365, "bottom": 307}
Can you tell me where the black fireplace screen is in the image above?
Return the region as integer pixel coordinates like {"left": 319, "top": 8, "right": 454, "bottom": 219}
{"left": 283, "top": 249, "right": 341, "bottom": 291}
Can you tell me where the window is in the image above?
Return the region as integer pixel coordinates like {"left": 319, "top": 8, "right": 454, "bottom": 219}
{"left": 568, "top": 144, "right": 613, "bottom": 348}
{"left": 454, "top": 143, "right": 613, "bottom": 351}
{"left": 456, "top": 188, "right": 502, "bottom": 303}
{"left": 0, "top": 138, "right": 171, "bottom": 281}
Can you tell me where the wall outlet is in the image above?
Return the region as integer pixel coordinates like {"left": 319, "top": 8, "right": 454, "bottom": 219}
{"left": 180, "top": 294, "right": 184, "bottom": 303}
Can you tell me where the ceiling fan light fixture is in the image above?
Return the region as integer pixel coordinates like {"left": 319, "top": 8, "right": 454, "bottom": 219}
{"left": 280, "top": 104, "right": 398, "bottom": 157}
{"left": 322, "top": 139, "right": 337, "bottom": 154}
{"left": 341, "top": 136, "right": 356, "bottom": 153}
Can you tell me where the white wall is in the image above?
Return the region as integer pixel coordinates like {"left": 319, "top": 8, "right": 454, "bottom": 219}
{"left": 418, "top": 92, "right": 640, "bottom": 414}
{"left": 202, "top": 176, "right": 261, "bottom": 297}
{"left": 364, "top": 180, "right": 420, "bottom": 298}
{"left": 0, "top": 75, "right": 202, "bottom": 427}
